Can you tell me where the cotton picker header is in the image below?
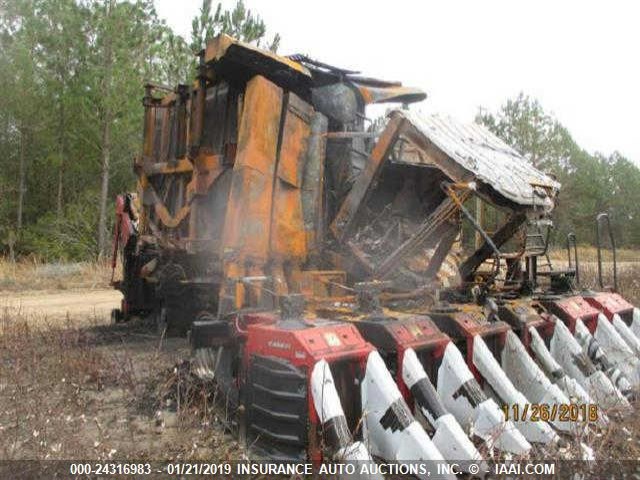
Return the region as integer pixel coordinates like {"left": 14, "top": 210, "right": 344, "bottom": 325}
{"left": 111, "top": 35, "right": 639, "bottom": 468}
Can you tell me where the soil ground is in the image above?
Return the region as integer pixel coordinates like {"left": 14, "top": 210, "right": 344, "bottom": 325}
{"left": 0, "top": 288, "right": 122, "bottom": 324}
{"left": 0, "top": 286, "right": 242, "bottom": 468}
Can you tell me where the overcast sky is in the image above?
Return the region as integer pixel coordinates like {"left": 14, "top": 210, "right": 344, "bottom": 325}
{"left": 155, "top": 0, "right": 639, "bottom": 163}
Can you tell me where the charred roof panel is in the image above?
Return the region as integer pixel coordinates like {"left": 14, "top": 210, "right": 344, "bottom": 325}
{"left": 397, "top": 111, "right": 560, "bottom": 208}
{"left": 203, "top": 36, "right": 426, "bottom": 107}
{"left": 204, "top": 35, "right": 312, "bottom": 95}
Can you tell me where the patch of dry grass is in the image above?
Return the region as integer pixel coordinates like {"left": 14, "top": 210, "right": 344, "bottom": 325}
{"left": 548, "top": 247, "right": 640, "bottom": 304}
{"left": 0, "top": 258, "right": 117, "bottom": 292}
{"left": 0, "top": 309, "right": 239, "bottom": 462}
{"left": 549, "top": 245, "right": 640, "bottom": 263}
{"left": 575, "top": 262, "right": 640, "bottom": 305}
{"left": 591, "top": 402, "right": 640, "bottom": 461}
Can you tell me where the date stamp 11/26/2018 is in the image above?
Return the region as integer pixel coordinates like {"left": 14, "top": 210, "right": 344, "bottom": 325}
{"left": 502, "top": 403, "right": 599, "bottom": 422}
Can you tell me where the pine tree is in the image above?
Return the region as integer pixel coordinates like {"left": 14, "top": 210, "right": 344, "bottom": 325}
{"left": 190, "top": 0, "right": 280, "bottom": 53}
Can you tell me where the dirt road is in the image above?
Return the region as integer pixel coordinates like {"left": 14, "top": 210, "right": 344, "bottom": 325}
{"left": 0, "top": 288, "right": 122, "bottom": 324}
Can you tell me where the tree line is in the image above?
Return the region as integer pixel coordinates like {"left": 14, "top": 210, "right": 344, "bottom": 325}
{"left": 0, "top": 0, "right": 276, "bottom": 261}
{"left": 476, "top": 94, "right": 640, "bottom": 249}
{"left": 0, "top": 1, "right": 637, "bottom": 261}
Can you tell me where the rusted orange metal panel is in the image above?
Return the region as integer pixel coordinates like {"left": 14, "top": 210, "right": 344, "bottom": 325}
{"left": 136, "top": 174, "right": 148, "bottom": 236}
{"left": 355, "top": 84, "right": 426, "bottom": 105}
{"left": 159, "top": 105, "right": 170, "bottom": 162}
{"left": 185, "top": 154, "right": 224, "bottom": 197}
{"left": 269, "top": 93, "right": 313, "bottom": 264}
{"left": 143, "top": 158, "right": 193, "bottom": 176}
{"left": 301, "top": 113, "right": 328, "bottom": 260}
{"left": 221, "top": 75, "right": 283, "bottom": 302}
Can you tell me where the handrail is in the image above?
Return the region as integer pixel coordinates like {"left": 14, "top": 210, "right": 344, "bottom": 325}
{"left": 596, "top": 213, "right": 618, "bottom": 291}
{"left": 566, "top": 232, "right": 580, "bottom": 287}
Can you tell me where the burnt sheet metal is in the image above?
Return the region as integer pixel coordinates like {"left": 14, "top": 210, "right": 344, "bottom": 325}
{"left": 204, "top": 37, "right": 427, "bottom": 110}
{"left": 396, "top": 111, "right": 560, "bottom": 209}
{"left": 220, "top": 75, "right": 283, "bottom": 307}
{"left": 204, "top": 34, "right": 312, "bottom": 92}
{"left": 331, "top": 114, "right": 406, "bottom": 241}
{"left": 353, "top": 82, "right": 426, "bottom": 105}
{"left": 301, "top": 112, "right": 328, "bottom": 260}
{"left": 290, "top": 54, "right": 426, "bottom": 107}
